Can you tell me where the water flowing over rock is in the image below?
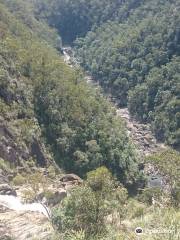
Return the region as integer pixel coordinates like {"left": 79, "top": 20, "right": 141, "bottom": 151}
{"left": 0, "top": 195, "right": 50, "bottom": 218}
{"left": 0, "top": 191, "right": 53, "bottom": 239}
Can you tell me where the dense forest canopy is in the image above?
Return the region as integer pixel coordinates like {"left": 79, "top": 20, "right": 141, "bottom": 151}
{"left": 0, "top": 0, "right": 179, "bottom": 188}
{"left": 0, "top": 0, "right": 140, "bottom": 186}
{"left": 32, "top": 0, "right": 142, "bottom": 43}
{"left": 31, "top": 0, "right": 180, "bottom": 149}
{"left": 0, "top": 1, "right": 180, "bottom": 239}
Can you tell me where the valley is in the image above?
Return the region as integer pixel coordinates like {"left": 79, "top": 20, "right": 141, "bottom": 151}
{"left": 0, "top": 1, "right": 179, "bottom": 239}
{"left": 63, "top": 47, "right": 167, "bottom": 157}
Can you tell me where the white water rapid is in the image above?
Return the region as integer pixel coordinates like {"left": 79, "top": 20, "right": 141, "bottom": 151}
{"left": 0, "top": 195, "right": 50, "bottom": 219}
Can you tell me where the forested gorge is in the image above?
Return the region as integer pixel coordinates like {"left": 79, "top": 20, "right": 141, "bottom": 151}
{"left": 80, "top": 2, "right": 180, "bottom": 149}
{"left": 0, "top": 0, "right": 140, "bottom": 186}
{"left": 32, "top": 0, "right": 180, "bottom": 149}
{"left": 33, "top": 0, "right": 142, "bottom": 43}
{"left": 0, "top": 1, "right": 180, "bottom": 240}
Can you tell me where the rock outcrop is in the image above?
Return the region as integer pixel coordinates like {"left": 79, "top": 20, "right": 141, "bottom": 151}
{"left": 0, "top": 184, "right": 17, "bottom": 196}
{"left": 144, "top": 163, "right": 171, "bottom": 193}
{"left": 60, "top": 173, "right": 83, "bottom": 187}
{"left": 0, "top": 208, "right": 53, "bottom": 240}
{"left": 46, "top": 189, "right": 67, "bottom": 206}
{"left": 0, "top": 120, "right": 50, "bottom": 170}
{"left": 0, "top": 170, "right": 8, "bottom": 185}
{"left": 37, "top": 188, "right": 67, "bottom": 206}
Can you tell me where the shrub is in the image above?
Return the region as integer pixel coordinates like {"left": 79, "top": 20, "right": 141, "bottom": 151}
{"left": 27, "top": 158, "right": 36, "bottom": 168}
{"left": 126, "top": 199, "right": 146, "bottom": 219}
{"left": 12, "top": 173, "right": 26, "bottom": 186}
{"left": 52, "top": 167, "right": 128, "bottom": 238}
{"left": 64, "top": 230, "right": 86, "bottom": 240}
{"left": 172, "top": 185, "right": 180, "bottom": 207}
{"left": 145, "top": 150, "right": 180, "bottom": 206}
{"left": 22, "top": 172, "right": 47, "bottom": 201}
{"left": 138, "top": 187, "right": 163, "bottom": 205}
{"left": 47, "top": 165, "right": 56, "bottom": 179}
{"left": 0, "top": 158, "right": 10, "bottom": 172}
{"left": 52, "top": 185, "right": 97, "bottom": 235}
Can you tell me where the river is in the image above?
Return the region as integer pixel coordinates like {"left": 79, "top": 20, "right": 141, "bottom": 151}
{"left": 63, "top": 47, "right": 167, "bottom": 157}
{"left": 0, "top": 46, "right": 167, "bottom": 240}
{"left": 0, "top": 194, "right": 50, "bottom": 218}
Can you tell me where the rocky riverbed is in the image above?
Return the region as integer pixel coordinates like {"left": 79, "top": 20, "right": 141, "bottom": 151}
{"left": 62, "top": 47, "right": 167, "bottom": 157}
{"left": 116, "top": 108, "right": 167, "bottom": 156}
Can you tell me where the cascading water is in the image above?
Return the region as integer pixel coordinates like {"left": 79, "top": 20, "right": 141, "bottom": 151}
{"left": 0, "top": 195, "right": 50, "bottom": 219}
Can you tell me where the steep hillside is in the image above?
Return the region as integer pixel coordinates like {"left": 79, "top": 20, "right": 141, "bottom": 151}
{"left": 0, "top": 0, "right": 139, "bottom": 187}
{"left": 75, "top": 0, "right": 180, "bottom": 148}
{"left": 32, "top": 0, "right": 143, "bottom": 43}
{"left": 0, "top": 1, "right": 142, "bottom": 239}
{"left": 33, "top": 0, "right": 180, "bottom": 148}
{"left": 0, "top": 1, "right": 179, "bottom": 240}
{"left": 0, "top": 1, "right": 53, "bottom": 175}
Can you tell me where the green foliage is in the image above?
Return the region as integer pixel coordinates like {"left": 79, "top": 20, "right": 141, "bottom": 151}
{"left": 126, "top": 199, "right": 146, "bottom": 219}
{"left": 52, "top": 167, "right": 180, "bottom": 239}
{"left": 12, "top": 173, "right": 26, "bottom": 186}
{"left": 73, "top": 0, "right": 180, "bottom": 148}
{"left": 138, "top": 187, "right": 164, "bottom": 205}
{"left": 52, "top": 167, "right": 128, "bottom": 238}
{"left": 22, "top": 172, "right": 47, "bottom": 201}
{"left": 63, "top": 230, "right": 86, "bottom": 240}
{"left": 145, "top": 150, "right": 180, "bottom": 187}
{"left": 0, "top": 1, "right": 139, "bottom": 185}
{"left": 86, "top": 166, "right": 114, "bottom": 193}
{"left": 52, "top": 185, "right": 98, "bottom": 235}
{"left": 172, "top": 186, "right": 180, "bottom": 208}
{"left": 0, "top": 158, "right": 11, "bottom": 172}
{"left": 32, "top": 42, "right": 139, "bottom": 183}
{"left": 0, "top": 0, "right": 61, "bottom": 48}
{"left": 33, "top": 0, "right": 140, "bottom": 43}
{"left": 130, "top": 207, "right": 180, "bottom": 240}
{"left": 33, "top": 0, "right": 180, "bottom": 147}
{"left": 145, "top": 150, "right": 180, "bottom": 207}
{"left": 47, "top": 165, "right": 56, "bottom": 179}
{"left": 1, "top": 2, "right": 179, "bottom": 240}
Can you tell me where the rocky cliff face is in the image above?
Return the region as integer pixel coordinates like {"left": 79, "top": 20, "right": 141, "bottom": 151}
{"left": 0, "top": 120, "right": 49, "bottom": 168}
{"left": 0, "top": 37, "right": 57, "bottom": 240}
{"left": 0, "top": 116, "right": 55, "bottom": 239}
{"left": 0, "top": 51, "right": 51, "bottom": 172}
